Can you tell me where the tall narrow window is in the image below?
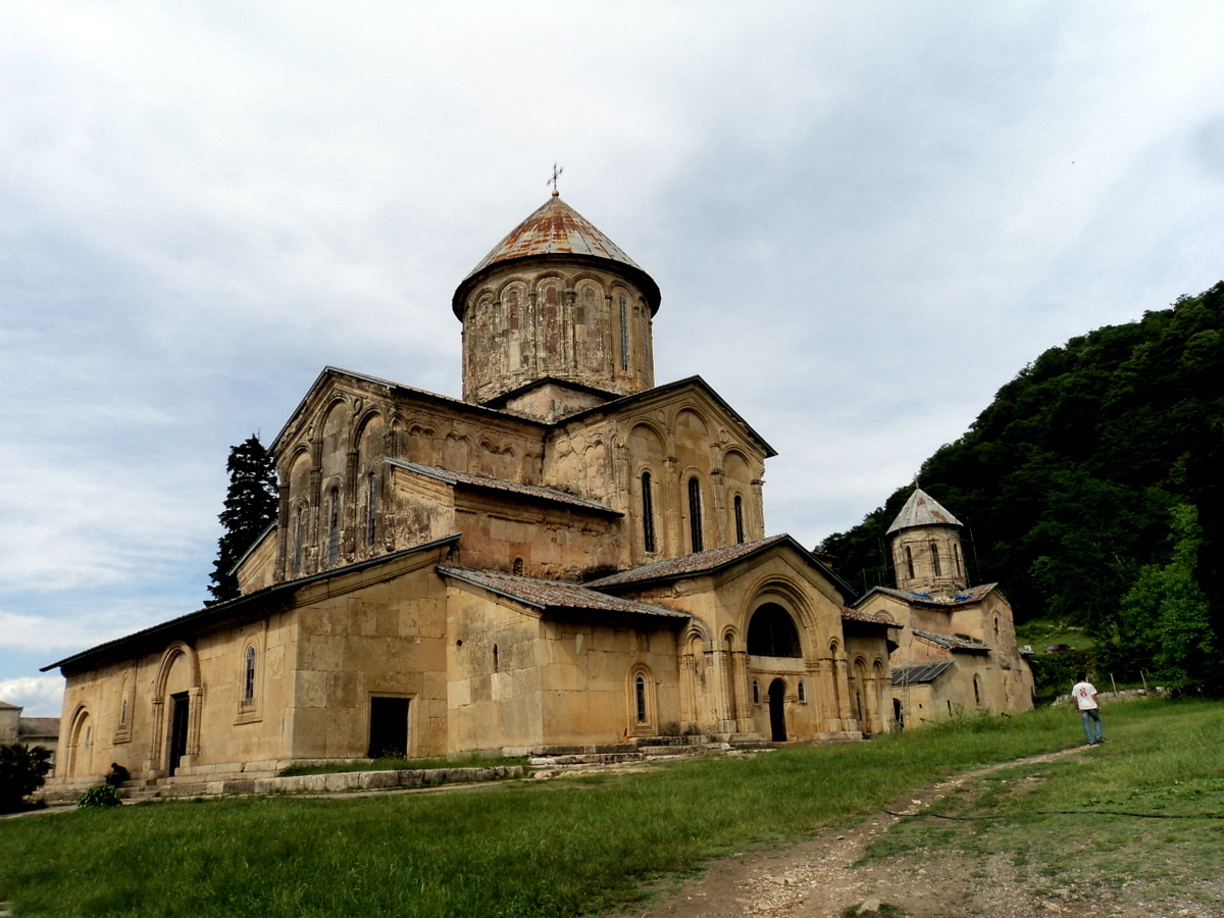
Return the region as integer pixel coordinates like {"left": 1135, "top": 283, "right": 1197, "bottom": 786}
{"left": 734, "top": 495, "right": 745, "bottom": 544}
{"left": 366, "top": 473, "right": 377, "bottom": 547}
{"left": 752, "top": 680, "right": 761, "bottom": 705}
{"left": 641, "top": 472, "right": 657, "bottom": 553}
{"left": 327, "top": 488, "right": 340, "bottom": 564}
{"left": 619, "top": 295, "right": 629, "bottom": 371}
{"left": 930, "top": 542, "right": 941, "bottom": 576}
{"left": 512, "top": 557, "right": 524, "bottom": 576}
{"left": 954, "top": 543, "right": 963, "bottom": 576}
{"left": 492, "top": 644, "right": 500, "bottom": 673}
{"left": 635, "top": 675, "right": 647, "bottom": 723}
{"left": 293, "top": 506, "right": 306, "bottom": 574}
{"left": 687, "top": 478, "right": 704, "bottom": 553}
{"left": 243, "top": 646, "right": 256, "bottom": 703}
{"left": 798, "top": 681, "right": 807, "bottom": 704}
{"left": 904, "top": 545, "right": 914, "bottom": 579}
{"left": 120, "top": 698, "right": 128, "bottom": 725}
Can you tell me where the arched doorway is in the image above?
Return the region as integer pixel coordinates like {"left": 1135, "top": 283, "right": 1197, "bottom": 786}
{"left": 767, "top": 679, "right": 787, "bottom": 742}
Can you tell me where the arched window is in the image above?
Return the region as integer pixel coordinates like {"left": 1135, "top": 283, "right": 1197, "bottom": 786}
{"left": 930, "top": 541, "right": 942, "bottom": 576}
{"left": 641, "top": 472, "right": 657, "bottom": 553}
{"left": 747, "top": 603, "right": 802, "bottom": 657}
{"left": 512, "top": 557, "right": 524, "bottom": 576}
{"left": 635, "top": 675, "right": 647, "bottom": 723}
{"left": 619, "top": 295, "right": 630, "bottom": 371}
{"left": 120, "top": 698, "right": 128, "bottom": 726}
{"left": 243, "top": 646, "right": 256, "bottom": 703}
{"left": 904, "top": 545, "right": 914, "bottom": 579}
{"left": 366, "top": 473, "right": 378, "bottom": 548}
{"left": 293, "top": 506, "right": 306, "bottom": 574}
{"left": 752, "top": 679, "right": 761, "bottom": 705}
{"left": 798, "top": 681, "right": 807, "bottom": 704}
{"left": 993, "top": 616, "right": 1000, "bottom": 640}
{"left": 734, "top": 495, "right": 745, "bottom": 544}
{"left": 687, "top": 478, "right": 704, "bottom": 553}
{"left": 326, "top": 488, "right": 341, "bottom": 563}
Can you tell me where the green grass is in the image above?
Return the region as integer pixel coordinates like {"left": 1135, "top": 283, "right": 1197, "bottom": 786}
{"left": 859, "top": 698, "right": 1224, "bottom": 911}
{"left": 1, "top": 700, "right": 1217, "bottom": 918}
{"left": 277, "top": 754, "right": 529, "bottom": 777}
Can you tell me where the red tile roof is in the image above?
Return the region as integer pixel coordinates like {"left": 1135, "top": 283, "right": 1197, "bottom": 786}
{"left": 437, "top": 567, "right": 689, "bottom": 619}
{"left": 387, "top": 459, "right": 619, "bottom": 516}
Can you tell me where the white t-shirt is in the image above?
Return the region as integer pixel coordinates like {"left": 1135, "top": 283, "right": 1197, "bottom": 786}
{"left": 1072, "top": 681, "right": 1098, "bottom": 710}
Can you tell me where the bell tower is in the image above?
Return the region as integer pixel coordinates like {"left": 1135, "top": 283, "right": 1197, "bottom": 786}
{"left": 452, "top": 193, "right": 660, "bottom": 418}
{"left": 887, "top": 489, "right": 969, "bottom": 596}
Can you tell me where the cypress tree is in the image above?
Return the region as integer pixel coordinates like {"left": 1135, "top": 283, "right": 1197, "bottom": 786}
{"left": 209, "top": 435, "right": 279, "bottom": 602}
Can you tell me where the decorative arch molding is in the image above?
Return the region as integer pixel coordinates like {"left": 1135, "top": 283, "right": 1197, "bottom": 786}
{"left": 148, "top": 641, "right": 204, "bottom": 776}
{"left": 680, "top": 619, "right": 713, "bottom": 649}
{"left": 351, "top": 407, "right": 385, "bottom": 450}
{"left": 65, "top": 703, "right": 94, "bottom": 777}
{"left": 739, "top": 577, "right": 822, "bottom": 658}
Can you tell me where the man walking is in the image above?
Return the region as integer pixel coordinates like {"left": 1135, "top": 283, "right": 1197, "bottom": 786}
{"left": 1072, "top": 673, "right": 1104, "bottom": 746}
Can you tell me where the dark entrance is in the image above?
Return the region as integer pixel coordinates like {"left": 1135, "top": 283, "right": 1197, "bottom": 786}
{"left": 767, "top": 679, "right": 787, "bottom": 742}
{"left": 368, "top": 697, "right": 410, "bottom": 759}
{"left": 893, "top": 699, "right": 904, "bottom": 731}
{"left": 168, "top": 692, "right": 190, "bottom": 776}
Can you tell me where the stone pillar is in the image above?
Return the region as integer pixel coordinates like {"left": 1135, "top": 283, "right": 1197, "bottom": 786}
{"left": 751, "top": 478, "right": 766, "bottom": 540}
{"left": 664, "top": 456, "right": 680, "bottom": 557}
{"left": 833, "top": 653, "right": 852, "bottom": 723}
{"left": 145, "top": 698, "right": 165, "bottom": 776}
{"left": 710, "top": 467, "right": 726, "bottom": 548}
{"left": 730, "top": 650, "right": 752, "bottom": 732}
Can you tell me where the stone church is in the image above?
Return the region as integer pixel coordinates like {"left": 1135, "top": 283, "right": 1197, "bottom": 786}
{"left": 852, "top": 489, "right": 1034, "bottom": 727}
{"left": 44, "top": 193, "right": 1023, "bottom": 790}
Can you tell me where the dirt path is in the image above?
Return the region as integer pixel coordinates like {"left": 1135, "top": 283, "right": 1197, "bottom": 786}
{"left": 631, "top": 747, "right": 1221, "bottom": 918}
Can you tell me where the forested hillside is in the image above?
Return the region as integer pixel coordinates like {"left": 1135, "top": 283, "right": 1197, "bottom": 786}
{"left": 820, "top": 283, "right": 1224, "bottom": 683}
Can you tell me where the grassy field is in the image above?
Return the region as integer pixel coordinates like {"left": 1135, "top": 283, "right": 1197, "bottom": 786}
{"left": 2, "top": 699, "right": 1220, "bottom": 918}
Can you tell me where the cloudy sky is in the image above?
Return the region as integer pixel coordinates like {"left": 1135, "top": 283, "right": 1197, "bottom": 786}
{"left": 3, "top": 2, "right": 1223, "bottom": 716}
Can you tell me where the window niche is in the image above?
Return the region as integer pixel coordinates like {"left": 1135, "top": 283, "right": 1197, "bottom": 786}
{"left": 235, "top": 630, "right": 265, "bottom": 725}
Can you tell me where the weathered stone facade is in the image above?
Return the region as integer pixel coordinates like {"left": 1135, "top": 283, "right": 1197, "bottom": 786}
{"left": 852, "top": 489, "right": 1034, "bottom": 727}
{"left": 44, "top": 193, "right": 899, "bottom": 792}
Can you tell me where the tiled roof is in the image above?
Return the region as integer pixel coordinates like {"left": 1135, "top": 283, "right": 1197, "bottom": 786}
{"left": 463, "top": 195, "right": 645, "bottom": 280}
{"left": 0, "top": 700, "right": 20, "bottom": 710}
{"left": 892, "top": 661, "right": 955, "bottom": 686}
{"left": 18, "top": 717, "right": 60, "bottom": 738}
{"left": 859, "top": 584, "right": 998, "bottom": 607}
{"left": 886, "top": 489, "right": 964, "bottom": 534}
{"left": 44, "top": 534, "right": 464, "bottom": 674}
{"left": 912, "top": 628, "right": 991, "bottom": 653}
{"left": 387, "top": 459, "right": 619, "bottom": 516}
{"left": 841, "top": 608, "right": 901, "bottom": 628}
{"left": 437, "top": 567, "right": 689, "bottom": 620}
{"left": 587, "top": 536, "right": 790, "bottom": 588}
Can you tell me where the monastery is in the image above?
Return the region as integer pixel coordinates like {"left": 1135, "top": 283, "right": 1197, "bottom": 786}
{"left": 44, "top": 192, "right": 1030, "bottom": 790}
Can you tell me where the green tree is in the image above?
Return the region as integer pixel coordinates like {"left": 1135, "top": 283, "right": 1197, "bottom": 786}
{"left": 0, "top": 743, "right": 53, "bottom": 813}
{"left": 209, "top": 435, "right": 279, "bottom": 602}
{"left": 819, "top": 282, "right": 1224, "bottom": 641}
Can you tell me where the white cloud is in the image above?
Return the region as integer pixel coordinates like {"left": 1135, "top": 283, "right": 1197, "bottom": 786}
{"left": 0, "top": 675, "right": 65, "bottom": 718}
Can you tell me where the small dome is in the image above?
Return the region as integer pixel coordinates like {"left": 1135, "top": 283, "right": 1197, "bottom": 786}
{"left": 886, "top": 489, "right": 963, "bottom": 535}
{"left": 453, "top": 195, "right": 659, "bottom": 317}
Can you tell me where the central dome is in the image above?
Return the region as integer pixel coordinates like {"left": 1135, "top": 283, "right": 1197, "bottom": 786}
{"left": 453, "top": 195, "right": 661, "bottom": 411}
{"left": 453, "top": 194, "right": 660, "bottom": 318}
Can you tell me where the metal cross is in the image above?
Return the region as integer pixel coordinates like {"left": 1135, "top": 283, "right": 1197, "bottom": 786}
{"left": 547, "top": 163, "right": 563, "bottom": 195}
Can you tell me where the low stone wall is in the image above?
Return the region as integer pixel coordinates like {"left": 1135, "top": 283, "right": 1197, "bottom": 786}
{"left": 1050, "top": 687, "right": 1168, "bottom": 708}
{"left": 246, "top": 765, "right": 525, "bottom": 796}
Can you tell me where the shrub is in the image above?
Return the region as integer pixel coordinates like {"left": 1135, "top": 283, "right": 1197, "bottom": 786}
{"left": 0, "top": 743, "right": 53, "bottom": 813}
{"left": 77, "top": 783, "right": 123, "bottom": 808}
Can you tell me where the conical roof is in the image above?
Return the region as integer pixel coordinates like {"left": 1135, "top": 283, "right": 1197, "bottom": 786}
{"left": 886, "top": 488, "right": 963, "bottom": 535}
{"left": 453, "top": 194, "right": 659, "bottom": 316}
{"left": 465, "top": 194, "right": 643, "bottom": 276}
